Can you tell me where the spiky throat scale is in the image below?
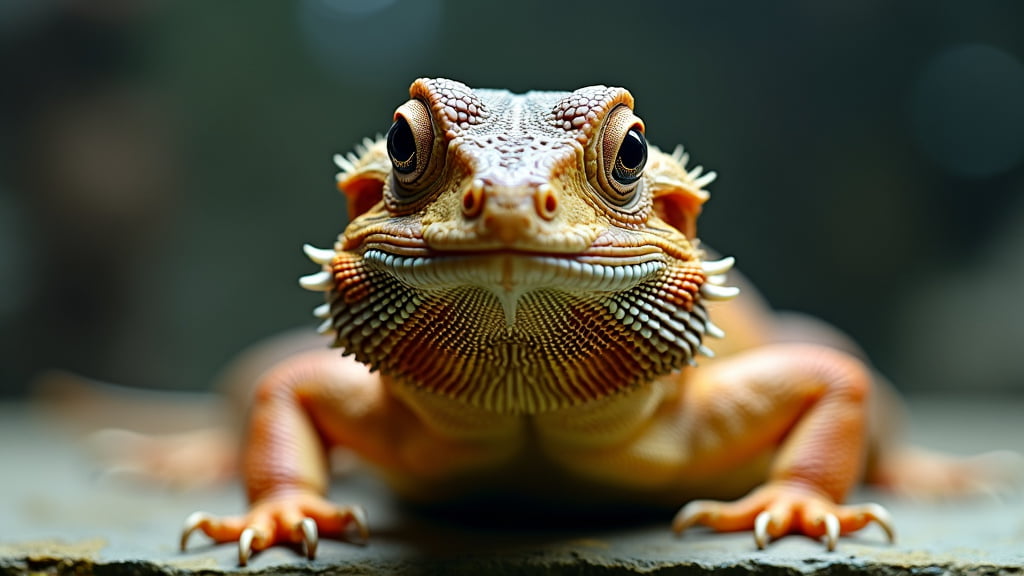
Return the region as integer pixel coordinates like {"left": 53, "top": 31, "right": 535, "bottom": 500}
{"left": 313, "top": 249, "right": 725, "bottom": 414}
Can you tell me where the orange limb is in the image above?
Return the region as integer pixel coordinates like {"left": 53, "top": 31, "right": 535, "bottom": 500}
{"left": 671, "top": 343, "right": 894, "bottom": 549}
{"left": 179, "top": 349, "right": 383, "bottom": 565}
{"left": 178, "top": 347, "right": 519, "bottom": 565}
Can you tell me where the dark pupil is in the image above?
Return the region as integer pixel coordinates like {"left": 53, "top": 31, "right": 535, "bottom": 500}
{"left": 612, "top": 128, "right": 647, "bottom": 185}
{"left": 387, "top": 117, "right": 417, "bottom": 173}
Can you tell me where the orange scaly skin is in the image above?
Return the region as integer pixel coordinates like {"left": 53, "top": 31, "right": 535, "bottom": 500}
{"left": 182, "top": 78, "right": 899, "bottom": 565}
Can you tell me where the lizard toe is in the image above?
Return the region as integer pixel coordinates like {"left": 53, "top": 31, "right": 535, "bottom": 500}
{"left": 673, "top": 483, "right": 896, "bottom": 550}
{"left": 300, "top": 517, "right": 318, "bottom": 560}
{"left": 238, "top": 527, "right": 257, "bottom": 566}
{"left": 178, "top": 496, "right": 368, "bottom": 566}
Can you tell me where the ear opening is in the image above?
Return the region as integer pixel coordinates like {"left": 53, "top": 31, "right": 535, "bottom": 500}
{"left": 334, "top": 136, "right": 391, "bottom": 221}
{"left": 338, "top": 176, "right": 385, "bottom": 221}
{"left": 646, "top": 145, "right": 714, "bottom": 240}
{"left": 653, "top": 192, "right": 705, "bottom": 240}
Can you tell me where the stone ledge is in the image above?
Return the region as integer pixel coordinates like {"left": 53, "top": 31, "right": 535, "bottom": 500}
{"left": 1, "top": 398, "right": 1022, "bottom": 575}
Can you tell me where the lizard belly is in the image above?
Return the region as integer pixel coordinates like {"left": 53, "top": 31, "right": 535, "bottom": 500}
{"left": 531, "top": 379, "right": 775, "bottom": 505}
{"left": 535, "top": 422, "right": 775, "bottom": 506}
{"left": 382, "top": 376, "right": 773, "bottom": 506}
{"left": 370, "top": 416, "right": 774, "bottom": 507}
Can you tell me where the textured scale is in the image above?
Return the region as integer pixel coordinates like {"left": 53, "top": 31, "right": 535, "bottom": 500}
{"left": 322, "top": 252, "right": 714, "bottom": 413}
{"left": 307, "top": 78, "right": 733, "bottom": 414}
{"left": 178, "top": 79, "right": 971, "bottom": 563}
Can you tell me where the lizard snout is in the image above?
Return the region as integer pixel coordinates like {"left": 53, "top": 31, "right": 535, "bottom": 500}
{"left": 462, "top": 179, "right": 560, "bottom": 246}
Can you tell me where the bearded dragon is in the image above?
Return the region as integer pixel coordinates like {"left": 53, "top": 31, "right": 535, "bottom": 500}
{"left": 177, "top": 78, "right": 996, "bottom": 566}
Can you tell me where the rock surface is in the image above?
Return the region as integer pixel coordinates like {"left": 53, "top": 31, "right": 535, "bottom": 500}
{"left": 1, "top": 398, "right": 1022, "bottom": 575}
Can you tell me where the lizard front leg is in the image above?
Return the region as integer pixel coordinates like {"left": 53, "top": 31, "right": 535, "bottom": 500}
{"left": 180, "top": 349, "right": 378, "bottom": 565}
{"left": 179, "top": 347, "right": 524, "bottom": 565}
{"left": 671, "top": 343, "right": 894, "bottom": 550}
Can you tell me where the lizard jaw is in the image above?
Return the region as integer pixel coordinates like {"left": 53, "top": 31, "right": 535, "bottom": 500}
{"left": 360, "top": 249, "right": 670, "bottom": 328}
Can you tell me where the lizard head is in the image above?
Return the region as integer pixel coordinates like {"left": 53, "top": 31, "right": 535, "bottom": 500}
{"left": 302, "top": 78, "right": 738, "bottom": 414}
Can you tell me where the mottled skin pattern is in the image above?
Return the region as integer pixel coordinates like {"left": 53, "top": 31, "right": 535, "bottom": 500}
{"left": 179, "top": 78, "right": 970, "bottom": 565}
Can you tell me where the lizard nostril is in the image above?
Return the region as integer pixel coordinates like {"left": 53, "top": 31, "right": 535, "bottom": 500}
{"left": 535, "top": 184, "right": 558, "bottom": 220}
{"left": 462, "top": 179, "right": 485, "bottom": 218}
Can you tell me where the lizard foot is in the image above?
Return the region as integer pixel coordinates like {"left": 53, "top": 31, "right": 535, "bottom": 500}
{"left": 672, "top": 483, "right": 895, "bottom": 551}
{"left": 180, "top": 493, "right": 368, "bottom": 566}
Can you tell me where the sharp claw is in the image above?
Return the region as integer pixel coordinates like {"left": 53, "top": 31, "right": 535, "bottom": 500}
{"left": 300, "top": 517, "right": 318, "bottom": 560}
{"left": 753, "top": 511, "right": 771, "bottom": 550}
{"left": 671, "top": 501, "right": 706, "bottom": 534}
{"left": 349, "top": 506, "right": 370, "bottom": 544}
{"left": 863, "top": 502, "right": 897, "bottom": 544}
{"left": 180, "top": 511, "right": 210, "bottom": 551}
{"left": 238, "top": 528, "right": 255, "bottom": 567}
{"left": 823, "top": 513, "right": 840, "bottom": 552}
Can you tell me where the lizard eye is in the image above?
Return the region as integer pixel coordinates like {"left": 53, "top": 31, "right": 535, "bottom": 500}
{"left": 612, "top": 128, "right": 647, "bottom": 186}
{"left": 386, "top": 117, "right": 417, "bottom": 174}
{"left": 597, "top": 105, "right": 647, "bottom": 207}
{"left": 387, "top": 99, "right": 438, "bottom": 192}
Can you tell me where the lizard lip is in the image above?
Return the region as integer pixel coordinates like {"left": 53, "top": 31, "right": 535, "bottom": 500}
{"left": 361, "top": 248, "right": 667, "bottom": 294}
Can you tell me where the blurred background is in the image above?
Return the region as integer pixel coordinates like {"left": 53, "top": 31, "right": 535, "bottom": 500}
{"left": 1, "top": 0, "right": 1022, "bottom": 398}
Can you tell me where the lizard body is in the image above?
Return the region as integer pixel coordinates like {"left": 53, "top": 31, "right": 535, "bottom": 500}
{"left": 183, "top": 78, "right": 918, "bottom": 564}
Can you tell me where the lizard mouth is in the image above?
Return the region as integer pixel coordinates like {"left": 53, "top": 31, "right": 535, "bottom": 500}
{"left": 361, "top": 248, "right": 669, "bottom": 326}
{"left": 362, "top": 248, "right": 666, "bottom": 290}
